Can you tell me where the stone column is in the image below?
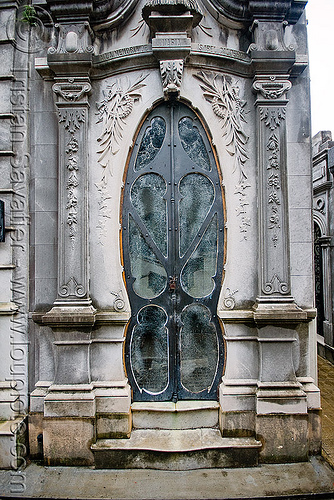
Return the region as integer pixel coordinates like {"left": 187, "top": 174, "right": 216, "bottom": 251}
{"left": 250, "top": 21, "right": 310, "bottom": 462}
{"left": 38, "top": 21, "right": 97, "bottom": 465}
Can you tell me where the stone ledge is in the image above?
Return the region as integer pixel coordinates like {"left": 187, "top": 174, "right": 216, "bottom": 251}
{"left": 218, "top": 306, "right": 315, "bottom": 325}
{"left": 32, "top": 307, "right": 130, "bottom": 327}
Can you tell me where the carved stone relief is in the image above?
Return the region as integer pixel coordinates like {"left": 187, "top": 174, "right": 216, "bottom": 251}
{"left": 160, "top": 59, "right": 183, "bottom": 97}
{"left": 96, "top": 75, "right": 147, "bottom": 242}
{"left": 253, "top": 75, "right": 291, "bottom": 298}
{"left": 195, "top": 71, "right": 250, "bottom": 239}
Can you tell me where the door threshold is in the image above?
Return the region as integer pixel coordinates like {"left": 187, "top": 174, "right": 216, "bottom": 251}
{"left": 132, "top": 400, "right": 220, "bottom": 412}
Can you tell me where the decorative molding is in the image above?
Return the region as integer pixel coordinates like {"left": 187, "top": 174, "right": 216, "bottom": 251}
{"left": 195, "top": 71, "right": 249, "bottom": 180}
{"left": 53, "top": 81, "right": 91, "bottom": 102}
{"left": 253, "top": 77, "right": 291, "bottom": 100}
{"left": 48, "top": 22, "right": 94, "bottom": 55}
{"left": 202, "top": 0, "right": 307, "bottom": 26}
{"left": 195, "top": 71, "right": 251, "bottom": 238}
{"left": 59, "top": 108, "right": 86, "bottom": 134}
{"left": 259, "top": 106, "right": 286, "bottom": 130}
{"left": 159, "top": 59, "right": 183, "bottom": 97}
{"left": 95, "top": 74, "right": 147, "bottom": 242}
{"left": 65, "top": 135, "right": 79, "bottom": 246}
{"left": 96, "top": 74, "right": 147, "bottom": 176}
{"left": 314, "top": 197, "right": 325, "bottom": 215}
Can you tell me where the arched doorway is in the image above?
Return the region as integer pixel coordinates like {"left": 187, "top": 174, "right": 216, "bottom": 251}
{"left": 122, "top": 101, "right": 225, "bottom": 402}
{"left": 314, "top": 222, "right": 324, "bottom": 337}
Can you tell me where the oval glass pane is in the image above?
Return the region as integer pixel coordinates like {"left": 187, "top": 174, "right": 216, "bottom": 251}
{"left": 135, "top": 117, "right": 166, "bottom": 171}
{"left": 131, "top": 305, "right": 169, "bottom": 394}
{"left": 180, "top": 215, "right": 218, "bottom": 298}
{"left": 178, "top": 117, "right": 211, "bottom": 171}
{"left": 131, "top": 173, "right": 167, "bottom": 257}
{"left": 179, "top": 174, "right": 214, "bottom": 257}
{"left": 129, "top": 215, "right": 167, "bottom": 298}
{"left": 180, "top": 303, "right": 218, "bottom": 393}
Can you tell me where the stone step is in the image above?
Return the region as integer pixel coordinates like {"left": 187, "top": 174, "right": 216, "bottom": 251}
{"left": 132, "top": 401, "right": 219, "bottom": 430}
{"left": 91, "top": 428, "right": 261, "bottom": 470}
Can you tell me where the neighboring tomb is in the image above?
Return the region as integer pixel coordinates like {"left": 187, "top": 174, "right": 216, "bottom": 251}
{"left": 312, "top": 130, "right": 334, "bottom": 364}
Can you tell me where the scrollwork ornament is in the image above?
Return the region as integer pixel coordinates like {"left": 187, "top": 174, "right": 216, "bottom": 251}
{"left": 96, "top": 74, "right": 147, "bottom": 178}
{"left": 110, "top": 290, "right": 125, "bottom": 311}
{"left": 263, "top": 274, "right": 289, "bottom": 295}
{"left": 223, "top": 288, "right": 238, "bottom": 309}
{"left": 59, "top": 276, "right": 86, "bottom": 298}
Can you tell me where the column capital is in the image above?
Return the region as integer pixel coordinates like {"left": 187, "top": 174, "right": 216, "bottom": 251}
{"left": 252, "top": 74, "right": 291, "bottom": 102}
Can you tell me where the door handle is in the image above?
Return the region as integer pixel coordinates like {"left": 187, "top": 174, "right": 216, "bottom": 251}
{"left": 169, "top": 275, "right": 177, "bottom": 291}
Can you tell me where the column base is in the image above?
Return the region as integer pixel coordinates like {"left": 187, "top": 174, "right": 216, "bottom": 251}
{"left": 256, "top": 413, "right": 308, "bottom": 463}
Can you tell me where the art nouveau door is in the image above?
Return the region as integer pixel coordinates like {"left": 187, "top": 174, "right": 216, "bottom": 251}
{"left": 122, "top": 102, "right": 225, "bottom": 402}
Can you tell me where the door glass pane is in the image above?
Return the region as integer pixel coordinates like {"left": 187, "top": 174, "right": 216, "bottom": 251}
{"left": 180, "top": 215, "right": 218, "bottom": 298}
{"left": 135, "top": 117, "right": 166, "bottom": 171}
{"left": 131, "top": 173, "right": 167, "bottom": 257}
{"left": 129, "top": 215, "right": 167, "bottom": 298}
{"left": 179, "top": 173, "right": 214, "bottom": 257}
{"left": 180, "top": 303, "right": 218, "bottom": 393}
{"left": 178, "top": 117, "right": 211, "bottom": 171}
{"left": 131, "top": 305, "right": 169, "bottom": 394}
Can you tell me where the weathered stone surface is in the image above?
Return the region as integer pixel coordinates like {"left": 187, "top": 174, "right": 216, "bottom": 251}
{"left": 256, "top": 414, "right": 308, "bottom": 463}
{"left": 0, "top": 0, "right": 320, "bottom": 469}
{"left": 43, "top": 418, "right": 95, "bottom": 466}
{"left": 92, "top": 429, "right": 261, "bottom": 469}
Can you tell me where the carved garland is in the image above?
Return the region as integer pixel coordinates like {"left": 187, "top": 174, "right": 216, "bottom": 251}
{"left": 58, "top": 109, "right": 86, "bottom": 246}
{"left": 195, "top": 71, "right": 250, "bottom": 239}
{"left": 259, "top": 107, "right": 286, "bottom": 248}
{"left": 96, "top": 74, "right": 147, "bottom": 242}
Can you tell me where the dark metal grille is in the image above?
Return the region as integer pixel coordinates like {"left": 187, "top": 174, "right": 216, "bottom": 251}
{"left": 314, "top": 223, "right": 324, "bottom": 336}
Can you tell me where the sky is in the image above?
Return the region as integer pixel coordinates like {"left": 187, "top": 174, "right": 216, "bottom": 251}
{"left": 306, "top": 0, "right": 334, "bottom": 137}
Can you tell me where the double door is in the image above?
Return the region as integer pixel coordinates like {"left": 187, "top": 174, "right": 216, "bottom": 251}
{"left": 122, "top": 102, "right": 225, "bottom": 401}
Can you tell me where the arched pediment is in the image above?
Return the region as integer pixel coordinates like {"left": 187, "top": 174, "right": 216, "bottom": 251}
{"left": 202, "top": 0, "right": 307, "bottom": 27}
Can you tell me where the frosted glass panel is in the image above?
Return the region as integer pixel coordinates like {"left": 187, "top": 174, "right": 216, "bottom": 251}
{"left": 129, "top": 216, "right": 167, "bottom": 299}
{"left": 180, "top": 303, "right": 218, "bottom": 393}
{"left": 181, "top": 215, "right": 218, "bottom": 298}
{"left": 178, "top": 117, "right": 211, "bottom": 171}
{"left": 135, "top": 117, "right": 166, "bottom": 171}
{"left": 131, "top": 173, "right": 167, "bottom": 257}
{"left": 131, "top": 305, "right": 169, "bottom": 394}
{"left": 179, "top": 173, "right": 214, "bottom": 257}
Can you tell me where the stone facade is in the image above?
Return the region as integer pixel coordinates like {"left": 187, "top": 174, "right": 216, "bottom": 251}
{"left": 0, "top": 0, "right": 321, "bottom": 469}
{"left": 312, "top": 130, "right": 334, "bottom": 364}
